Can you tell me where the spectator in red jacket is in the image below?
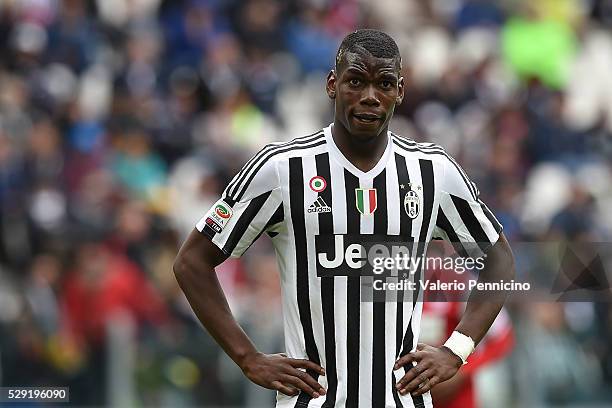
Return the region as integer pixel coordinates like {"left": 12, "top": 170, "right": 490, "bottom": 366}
{"left": 60, "top": 240, "right": 169, "bottom": 349}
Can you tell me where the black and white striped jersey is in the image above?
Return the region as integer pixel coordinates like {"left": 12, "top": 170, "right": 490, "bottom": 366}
{"left": 196, "top": 124, "right": 503, "bottom": 408}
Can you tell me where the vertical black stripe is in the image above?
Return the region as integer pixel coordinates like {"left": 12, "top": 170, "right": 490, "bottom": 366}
{"left": 372, "top": 170, "right": 387, "bottom": 408}
{"left": 414, "top": 160, "right": 435, "bottom": 408}
{"left": 315, "top": 153, "right": 337, "bottom": 408}
{"left": 222, "top": 191, "right": 272, "bottom": 254}
{"left": 289, "top": 157, "right": 320, "bottom": 407}
{"left": 393, "top": 154, "right": 413, "bottom": 408}
{"left": 395, "top": 155, "right": 413, "bottom": 245}
{"left": 344, "top": 169, "right": 360, "bottom": 408}
{"left": 373, "top": 170, "right": 388, "bottom": 235}
{"left": 450, "top": 194, "right": 491, "bottom": 252}
{"left": 394, "top": 154, "right": 412, "bottom": 355}
{"left": 402, "top": 159, "right": 435, "bottom": 408}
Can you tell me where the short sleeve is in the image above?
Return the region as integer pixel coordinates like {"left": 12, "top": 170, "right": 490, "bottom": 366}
{"left": 196, "top": 152, "right": 284, "bottom": 258}
{"left": 432, "top": 157, "right": 503, "bottom": 258}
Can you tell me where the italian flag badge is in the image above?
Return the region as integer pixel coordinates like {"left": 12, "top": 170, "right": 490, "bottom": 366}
{"left": 355, "top": 188, "right": 377, "bottom": 215}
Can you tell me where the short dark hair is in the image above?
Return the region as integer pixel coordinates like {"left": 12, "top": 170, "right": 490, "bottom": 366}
{"left": 335, "top": 29, "right": 401, "bottom": 72}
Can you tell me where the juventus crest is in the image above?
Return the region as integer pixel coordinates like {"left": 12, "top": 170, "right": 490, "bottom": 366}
{"left": 403, "top": 184, "right": 420, "bottom": 219}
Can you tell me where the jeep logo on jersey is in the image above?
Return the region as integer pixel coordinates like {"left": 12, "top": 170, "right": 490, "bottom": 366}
{"left": 404, "top": 186, "right": 420, "bottom": 219}
{"left": 355, "top": 188, "right": 377, "bottom": 215}
{"left": 309, "top": 176, "right": 327, "bottom": 192}
{"left": 315, "top": 234, "right": 415, "bottom": 277}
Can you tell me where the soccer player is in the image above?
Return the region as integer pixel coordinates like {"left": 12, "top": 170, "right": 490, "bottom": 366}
{"left": 174, "top": 29, "right": 516, "bottom": 408}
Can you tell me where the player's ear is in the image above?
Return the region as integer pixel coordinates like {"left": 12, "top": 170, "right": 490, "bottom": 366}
{"left": 396, "top": 76, "right": 404, "bottom": 106}
{"left": 326, "top": 70, "right": 337, "bottom": 99}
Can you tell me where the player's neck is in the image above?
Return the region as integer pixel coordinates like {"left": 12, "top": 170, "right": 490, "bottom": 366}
{"left": 331, "top": 121, "right": 389, "bottom": 173}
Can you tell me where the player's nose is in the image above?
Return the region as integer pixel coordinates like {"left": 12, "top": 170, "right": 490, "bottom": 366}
{"left": 360, "top": 85, "right": 380, "bottom": 106}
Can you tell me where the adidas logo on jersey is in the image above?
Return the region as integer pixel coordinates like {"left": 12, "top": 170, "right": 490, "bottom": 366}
{"left": 308, "top": 196, "right": 332, "bottom": 213}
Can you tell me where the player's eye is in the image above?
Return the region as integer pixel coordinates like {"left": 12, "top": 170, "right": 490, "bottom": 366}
{"left": 349, "top": 78, "right": 361, "bottom": 86}
{"left": 381, "top": 80, "right": 392, "bottom": 89}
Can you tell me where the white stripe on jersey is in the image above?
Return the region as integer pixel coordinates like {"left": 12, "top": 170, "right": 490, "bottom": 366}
{"left": 330, "top": 156, "right": 349, "bottom": 407}
{"left": 358, "top": 176, "right": 374, "bottom": 408}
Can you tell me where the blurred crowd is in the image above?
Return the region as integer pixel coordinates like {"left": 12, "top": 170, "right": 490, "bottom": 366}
{"left": 1, "top": 0, "right": 612, "bottom": 406}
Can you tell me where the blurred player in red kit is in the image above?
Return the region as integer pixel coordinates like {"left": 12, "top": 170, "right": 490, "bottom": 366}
{"left": 422, "top": 254, "right": 514, "bottom": 408}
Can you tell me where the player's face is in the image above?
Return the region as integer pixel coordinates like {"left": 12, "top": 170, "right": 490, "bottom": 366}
{"left": 327, "top": 52, "right": 404, "bottom": 141}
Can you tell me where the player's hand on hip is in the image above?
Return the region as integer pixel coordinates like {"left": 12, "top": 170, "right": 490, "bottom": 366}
{"left": 240, "top": 352, "right": 326, "bottom": 398}
{"left": 394, "top": 343, "right": 462, "bottom": 396}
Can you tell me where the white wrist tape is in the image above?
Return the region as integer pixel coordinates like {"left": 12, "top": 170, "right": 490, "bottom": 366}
{"left": 443, "top": 331, "right": 475, "bottom": 365}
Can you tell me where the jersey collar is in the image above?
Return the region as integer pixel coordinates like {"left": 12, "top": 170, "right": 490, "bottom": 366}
{"left": 324, "top": 123, "right": 392, "bottom": 179}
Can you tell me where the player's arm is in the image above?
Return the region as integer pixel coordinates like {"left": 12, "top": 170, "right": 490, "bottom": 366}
{"left": 174, "top": 153, "right": 326, "bottom": 398}
{"left": 453, "top": 232, "right": 515, "bottom": 344}
{"left": 174, "top": 229, "right": 326, "bottom": 398}
{"left": 395, "top": 156, "right": 515, "bottom": 396}
{"left": 396, "top": 234, "right": 515, "bottom": 396}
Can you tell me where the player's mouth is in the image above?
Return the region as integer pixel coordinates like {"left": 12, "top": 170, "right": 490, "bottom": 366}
{"left": 353, "top": 113, "right": 382, "bottom": 124}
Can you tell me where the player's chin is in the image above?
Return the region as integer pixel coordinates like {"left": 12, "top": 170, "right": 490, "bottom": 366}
{"left": 349, "top": 119, "right": 385, "bottom": 141}
{"left": 351, "top": 126, "right": 383, "bottom": 142}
